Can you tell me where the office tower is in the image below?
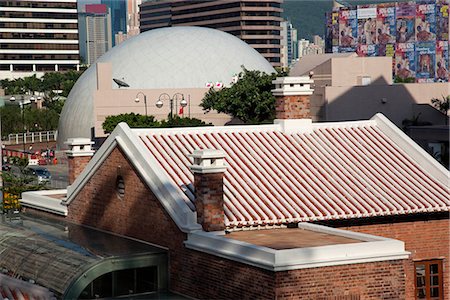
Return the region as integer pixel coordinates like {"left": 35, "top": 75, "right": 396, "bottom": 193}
{"left": 281, "top": 20, "right": 298, "bottom": 67}
{"left": 0, "top": 0, "right": 80, "bottom": 75}
{"left": 79, "top": 4, "right": 112, "bottom": 65}
{"left": 139, "top": 0, "right": 284, "bottom": 67}
{"left": 101, "top": 0, "right": 126, "bottom": 46}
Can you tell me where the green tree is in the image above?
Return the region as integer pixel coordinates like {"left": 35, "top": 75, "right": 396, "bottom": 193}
{"left": 102, "top": 113, "right": 159, "bottom": 133}
{"left": 159, "top": 115, "right": 210, "bottom": 128}
{"left": 201, "top": 68, "right": 278, "bottom": 124}
{"left": 431, "top": 95, "right": 450, "bottom": 125}
{"left": 102, "top": 113, "right": 210, "bottom": 133}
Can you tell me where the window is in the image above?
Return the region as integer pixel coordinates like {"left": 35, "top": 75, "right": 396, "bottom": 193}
{"left": 415, "top": 260, "right": 443, "bottom": 299}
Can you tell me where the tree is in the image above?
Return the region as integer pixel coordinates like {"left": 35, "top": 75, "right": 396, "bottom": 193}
{"left": 431, "top": 95, "right": 449, "bottom": 125}
{"left": 102, "top": 113, "right": 159, "bottom": 133}
{"left": 102, "top": 113, "right": 210, "bottom": 133}
{"left": 201, "top": 67, "right": 278, "bottom": 124}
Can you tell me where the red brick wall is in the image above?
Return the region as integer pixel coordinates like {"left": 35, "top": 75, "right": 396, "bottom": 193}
{"left": 193, "top": 172, "right": 225, "bottom": 231}
{"left": 336, "top": 218, "right": 449, "bottom": 300}
{"left": 276, "top": 260, "right": 406, "bottom": 300}
{"left": 275, "top": 95, "right": 310, "bottom": 119}
{"left": 66, "top": 146, "right": 408, "bottom": 299}
{"left": 68, "top": 156, "right": 91, "bottom": 184}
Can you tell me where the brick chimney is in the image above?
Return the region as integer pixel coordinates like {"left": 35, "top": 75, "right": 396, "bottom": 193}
{"left": 272, "top": 76, "right": 314, "bottom": 119}
{"left": 189, "top": 149, "right": 227, "bottom": 232}
{"left": 65, "top": 138, "right": 95, "bottom": 185}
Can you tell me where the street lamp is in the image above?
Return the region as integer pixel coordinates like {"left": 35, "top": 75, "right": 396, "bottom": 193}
{"left": 155, "top": 93, "right": 187, "bottom": 119}
{"left": 134, "top": 92, "right": 148, "bottom": 116}
{"left": 10, "top": 95, "right": 36, "bottom": 152}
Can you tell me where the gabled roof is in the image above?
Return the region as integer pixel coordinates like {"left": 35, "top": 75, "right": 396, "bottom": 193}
{"left": 63, "top": 114, "right": 450, "bottom": 231}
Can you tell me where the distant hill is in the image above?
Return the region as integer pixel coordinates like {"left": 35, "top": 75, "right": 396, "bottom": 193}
{"left": 282, "top": 0, "right": 407, "bottom": 41}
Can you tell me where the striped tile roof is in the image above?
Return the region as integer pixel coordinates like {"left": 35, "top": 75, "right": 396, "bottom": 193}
{"left": 138, "top": 116, "right": 450, "bottom": 228}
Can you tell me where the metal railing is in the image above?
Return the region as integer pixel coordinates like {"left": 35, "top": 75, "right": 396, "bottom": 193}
{"left": 6, "top": 130, "right": 57, "bottom": 145}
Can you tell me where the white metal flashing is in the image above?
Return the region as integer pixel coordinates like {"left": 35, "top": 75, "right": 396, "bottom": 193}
{"left": 185, "top": 223, "right": 410, "bottom": 271}
{"left": 63, "top": 123, "right": 201, "bottom": 233}
{"left": 372, "top": 113, "right": 450, "bottom": 185}
{"left": 21, "top": 190, "right": 68, "bottom": 216}
{"left": 274, "top": 119, "right": 313, "bottom": 134}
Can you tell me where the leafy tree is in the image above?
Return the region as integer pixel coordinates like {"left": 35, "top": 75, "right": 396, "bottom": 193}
{"left": 201, "top": 67, "right": 278, "bottom": 124}
{"left": 159, "top": 115, "right": 210, "bottom": 128}
{"left": 102, "top": 113, "right": 210, "bottom": 133}
{"left": 431, "top": 95, "right": 449, "bottom": 125}
{"left": 102, "top": 113, "right": 159, "bottom": 133}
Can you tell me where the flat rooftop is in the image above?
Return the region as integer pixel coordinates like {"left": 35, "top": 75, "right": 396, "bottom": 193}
{"left": 225, "top": 227, "right": 362, "bottom": 250}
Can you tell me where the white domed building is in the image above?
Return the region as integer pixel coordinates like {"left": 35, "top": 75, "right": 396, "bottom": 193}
{"left": 57, "top": 26, "right": 275, "bottom": 148}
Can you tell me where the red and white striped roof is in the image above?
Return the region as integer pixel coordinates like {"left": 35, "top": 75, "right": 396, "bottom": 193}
{"left": 137, "top": 116, "right": 450, "bottom": 228}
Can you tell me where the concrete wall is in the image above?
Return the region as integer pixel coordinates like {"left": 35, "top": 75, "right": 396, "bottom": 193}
{"left": 93, "top": 63, "right": 232, "bottom": 137}
{"left": 331, "top": 56, "right": 393, "bottom": 86}
{"left": 324, "top": 82, "right": 449, "bottom": 126}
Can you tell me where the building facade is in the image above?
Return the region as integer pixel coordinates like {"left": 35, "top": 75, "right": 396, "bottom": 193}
{"left": 101, "top": 0, "right": 126, "bottom": 46}
{"left": 280, "top": 20, "right": 298, "bottom": 67}
{"left": 0, "top": 0, "right": 80, "bottom": 75}
{"left": 78, "top": 4, "right": 112, "bottom": 65}
{"left": 139, "top": 0, "right": 284, "bottom": 67}
{"left": 325, "top": 0, "right": 449, "bottom": 83}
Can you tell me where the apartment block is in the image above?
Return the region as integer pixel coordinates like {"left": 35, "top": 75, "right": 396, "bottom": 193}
{"left": 0, "top": 0, "right": 80, "bottom": 75}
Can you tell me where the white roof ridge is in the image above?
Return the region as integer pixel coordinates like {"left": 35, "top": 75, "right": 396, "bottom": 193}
{"left": 63, "top": 122, "right": 201, "bottom": 233}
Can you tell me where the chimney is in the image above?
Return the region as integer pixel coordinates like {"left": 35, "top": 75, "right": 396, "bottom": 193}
{"left": 65, "top": 138, "right": 95, "bottom": 185}
{"left": 272, "top": 76, "right": 314, "bottom": 120}
{"left": 189, "top": 149, "right": 227, "bottom": 232}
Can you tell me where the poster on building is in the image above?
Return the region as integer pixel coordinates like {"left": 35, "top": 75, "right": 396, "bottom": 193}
{"left": 437, "top": 3, "right": 449, "bottom": 41}
{"left": 357, "top": 5, "right": 377, "bottom": 45}
{"left": 395, "top": 43, "right": 416, "bottom": 82}
{"left": 435, "top": 40, "right": 449, "bottom": 81}
{"left": 396, "top": 2, "right": 416, "bottom": 43}
{"left": 339, "top": 8, "right": 357, "bottom": 52}
{"left": 332, "top": 10, "right": 340, "bottom": 47}
{"left": 415, "top": 42, "right": 436, "bottom": 82}
{"left": 416, "top": 2, "right": 436, "bottom": 42}
{"left": 377, "top": 4, "right": 396, "bottom": 45}
{"left": 357, "top": 44, "right": 378, "bottom": 56}
{"left": 378, "top": 43, "right": 395, "bottom": 57}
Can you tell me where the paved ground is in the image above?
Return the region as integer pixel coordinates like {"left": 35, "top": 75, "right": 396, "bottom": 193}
{"left": 45, "top": 161, "right": 69, "bottom": 189}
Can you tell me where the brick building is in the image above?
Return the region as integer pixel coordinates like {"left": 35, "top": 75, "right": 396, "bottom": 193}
{"left": 18, "top": 76, "right": 450, "bottom": 299}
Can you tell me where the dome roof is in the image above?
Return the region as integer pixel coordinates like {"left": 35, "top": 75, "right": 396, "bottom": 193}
{"left": 57, "top": 26, "right": 275, "bottom": 147}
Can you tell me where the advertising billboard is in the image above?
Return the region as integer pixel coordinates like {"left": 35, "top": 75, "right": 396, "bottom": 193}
{"left": 395, "top": 42, "right": 416, "bottom": 81}
{"left": 436, "top": 3, "right": 449, "bottom": 40}
{"left": 416, "top": 2, "right": 437, "bottom": 42}
{"left": 416, "top": 41, "right": 436, "bottom": 82}
{"left": 396, "top": 2, "right": 416, "bottom": 43}
{"left": 436, "top": 40, "right": 449, "bottom": 81}
{"left": 339, "top": 8, "right": 358, "bottom": 52}
{"left": 377, "top": 4, "right": 397, "bottom": 44}
{"left": 358, "top": 5, "right": 378, "bottom": 45}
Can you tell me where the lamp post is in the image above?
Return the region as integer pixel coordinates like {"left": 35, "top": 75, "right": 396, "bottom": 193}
{"left": 155, "top": 93, "right": 187, "bottom": 119}
{"left": 134, "top": 92, "right": 148, "bottom": 116}
{"left": 10, "top": 95, "right": 36, "bottom": 152}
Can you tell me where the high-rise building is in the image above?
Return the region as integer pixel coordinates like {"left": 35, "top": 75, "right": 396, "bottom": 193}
{"left": 101, "top": 0, "right": 126, "bottom": 46}
{"left": 281, "top": 20, "right": 298, "bottom": 67}
{"left": 79, "top": 4, "right": 112, "bottom": 65}
{"left": 0, "top": 0, "right": 80, "bottom": 76}
{"left": 139, "top": 0, "right": 284, "bottom": 67}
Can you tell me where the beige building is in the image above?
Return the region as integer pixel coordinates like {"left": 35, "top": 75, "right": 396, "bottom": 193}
{"left": 290, "top": 53, "right": 449, "bottom": 126}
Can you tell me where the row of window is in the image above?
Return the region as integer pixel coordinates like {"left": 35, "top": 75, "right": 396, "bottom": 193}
{"left": 0, "top": 12, "right": 77, "bottom": 19}
{"left": 140, "top": 18, "right": 171, "bottom": 28}
{"left": 140, "top": 9, "right": 171, "bottom": 20}
{"left": 0, "top": 54, "right": 79, "bottom": 60}
{"left": 0, "top": 1, "right": 76, "bottom": 9}
{"left": 0, "top": 33, "right": 78, "bottom": 39}
{"left": 246, "top": 39, "right": 281, "bottom": 45}
{"left": 171, "top": 1, "right": 241, "bottom": 16}
{"left": 0, "top": 63, "right": 78, "bottom": 71}
{"left": 0, "top": 44, "right": 78, "bottom": 50}
{"left": 171, "top": 11, "right": 240, "bottom": 24}
{"left": 0, "top": 23, "right": 77, "bottom": 29}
